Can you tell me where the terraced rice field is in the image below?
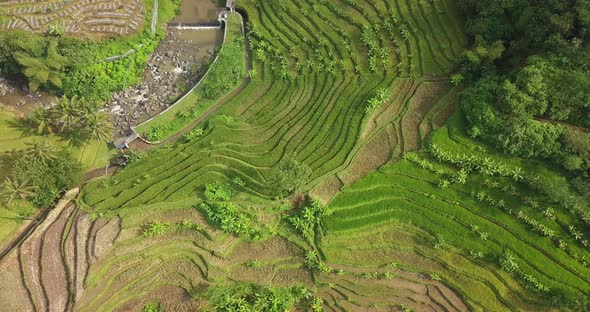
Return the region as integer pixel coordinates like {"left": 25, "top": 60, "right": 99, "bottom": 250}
{"left": 0, "top": 0, "right": 145, "bottom": 37}
{"left": 82, "top": 0, "right": 466, "bottom": 210}
{"left": 73, "top": 0, "right": 470, "bottom": 309}
{"left": 0, "top": 0, "right": 488, "bottom": 310}
{"left": 1, "top": 191, "right": 312, "bottom": 311}
{"left": 0, "top": 189, "right": 123, "bottom": 311}
{"left": 323, "top": 115, "right": 590, "bottom": 311}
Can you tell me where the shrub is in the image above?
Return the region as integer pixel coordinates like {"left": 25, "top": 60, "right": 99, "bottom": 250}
{"left": 141, "top": 303, "right": 162, "bottom": 312}
{"left": 146, "top": 127, "right": 164, "bottom": 142}
{"left": 182, "top": 127, "right": 204, "bottom": 143}
{"left": 270, "top": 155, "right": 311, "bottom": 196}
{"left": 197, "top": 202, "right": 247, "bottom": 235}
{"left": 204, "top": 182, "right": 232, "bottom": 201}
{"left": 142, "top": 220, "right": 169, "bottom": 238}
{"left": 288, "top": 200, "right": 329, "bottom": 242}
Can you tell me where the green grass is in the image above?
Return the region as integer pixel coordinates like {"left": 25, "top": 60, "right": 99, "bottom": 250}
{"left": 134, "top": 13, "right": 246, "bottom": 141}
{"left": 0, "top": 111, "right": 113, "bottom": 171}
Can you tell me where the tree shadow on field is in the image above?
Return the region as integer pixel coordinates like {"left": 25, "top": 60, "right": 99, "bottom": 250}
{"left": 0, "top": 149, "right": 23, "bottom": 179}
{"left": 6, "top": 117, "right": 37, "bottom": 137}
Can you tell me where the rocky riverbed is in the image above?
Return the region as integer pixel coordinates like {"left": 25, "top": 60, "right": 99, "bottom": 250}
{"left": 107, "top": 29, "right": 218, "bottom": 135}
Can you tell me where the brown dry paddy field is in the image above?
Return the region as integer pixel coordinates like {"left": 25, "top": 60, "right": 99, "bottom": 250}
{"left": 2, "top": 0, "right": 573, "bottom": 311}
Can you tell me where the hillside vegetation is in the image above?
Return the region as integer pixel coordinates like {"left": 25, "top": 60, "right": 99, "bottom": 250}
{"left": 324, "top": 114, "right": 590, "bottom": 311}
{"left": 2, "top": 0, "right": 589, "bottom": 311}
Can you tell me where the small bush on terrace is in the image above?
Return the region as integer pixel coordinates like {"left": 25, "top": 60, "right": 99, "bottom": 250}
{"left": 197, "top": 202, "right": 248, "bottom": 235}
{"left": 365, "top": 87, "right": 390, "bottom": 114}
{"left": 204, "top": 182, "right": 232, "bottom": 201}
{"left": 183, "top": 127, "right": 204, "bottom": 143}
{"left": 141, "top": 302, "right": 163, "bottom": 312}
{"left": 270, "top": 155, "right": 312, "bottom": 197}
{"left": 289, "top": 200, "right": 330, "bottom": 242}
{"left": 142, "top": 220, "right": 170, "bottom": 238}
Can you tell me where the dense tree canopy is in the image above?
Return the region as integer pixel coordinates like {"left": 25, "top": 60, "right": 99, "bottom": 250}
{"left": 10, "top": 146, "right": 82, "bottom": 208}
{"left": 457, "top": 0, "right": 590, "bottom": 179}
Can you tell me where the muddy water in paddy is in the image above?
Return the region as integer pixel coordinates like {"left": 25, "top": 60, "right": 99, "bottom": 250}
{"left": 174, "top": 0, "right": 221, "bottom": 24}
{"left": 172, "top": 0, "right": 224, "bottom": 65}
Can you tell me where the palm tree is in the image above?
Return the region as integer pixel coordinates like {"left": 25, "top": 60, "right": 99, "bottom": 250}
{"left": 54, "top": 95, "right": 84, "bottom": 132}
{"left": 84, "top": 111, "right": 114, "bottom": 141}
{"left": 1, "top": 176, "right": 34, "bottom": 205}
{"left": 14, "top": 40, "right": 67, "bottom": 91}
{"left": 24, "top": 139, "right": 56, "bottom": 164}
{"left": 25, "top": 108, "right": 55, "bottom": 134}
{"left": 511, "top": 167, "right": 523, "bottom": 181}
{"left": 455, "top": 169, "right": 468, "bottom": 184}
{"left": 450, "top": 73, "right": 464, "bottom": 86}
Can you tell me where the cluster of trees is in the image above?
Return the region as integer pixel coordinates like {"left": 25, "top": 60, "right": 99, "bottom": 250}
{"left": 288, "top": 200, "right": 329, "bottom": 243}
{"left": 23, "top": 96, "right": 113, "bottom": 142}
{"left": 456, "top": 0, "right": 590, "bottom": 179}
{"left": 198, "top": 181, "right": 255, "bottom": 237}
{"left": 204, "top": 283, "right": 323, "bottom": 312}
{"left": 0, "top": 30, "right": 160, "bottom": 100}
{"left": 1, "top": 141, "right": 83, "bottom": 208}
{"left": 13, "top": 39, "right": 67, "bottom": 92}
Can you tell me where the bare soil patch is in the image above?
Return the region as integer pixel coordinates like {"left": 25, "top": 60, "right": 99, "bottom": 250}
{"left": 310, "top": 174, "right": 344, "bottom": 204}
{"left": 339, "top": 124, "right": 395, "bottom": 186}
{"left": 75, "top": 214, "right": 92, "bottom": 302}
{"left": 0, "top": 188, "right": 123, "bottom": 312}
{"left": 400, "top": 81, "right": 450, "bottom": 150}
{"left": 93, "top": 217, "right": 121, "bottom": 259}
{"left": 0, "top": 252, "right": 34, "bottom": 311}
{"left": 40, "top": 204, "right": 76, "bottom": 312}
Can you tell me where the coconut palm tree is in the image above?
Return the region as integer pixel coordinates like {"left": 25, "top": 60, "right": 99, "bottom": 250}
{"left": 54, "top": 95, "right": 84, "bottom": 132}
{"left": 1, "top": 176, "right": 34, "bottom": 205}
{"left": 25, "top": 108, "right": 55, "bottom": 134}
{"left": 24, "top": 139, "right": 56, "bottom": 164}
{"left": 83, "top": 111, "right": 114, "bottom": 141}
{"left": 450, "top": 73, "right": 464, "bottom": 86}
{"left": 511, "top": 167, "right": 523, "bottom": 181}
{"left": 455, "top": 169, "right": 468, "bottom": 184}
{"left": 14, "top": 40, "right": 67, "bottom": 91}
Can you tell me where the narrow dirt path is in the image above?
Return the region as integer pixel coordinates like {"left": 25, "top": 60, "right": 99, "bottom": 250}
{"left": 151, "top": 0, "right": 159, "bottom": 34}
